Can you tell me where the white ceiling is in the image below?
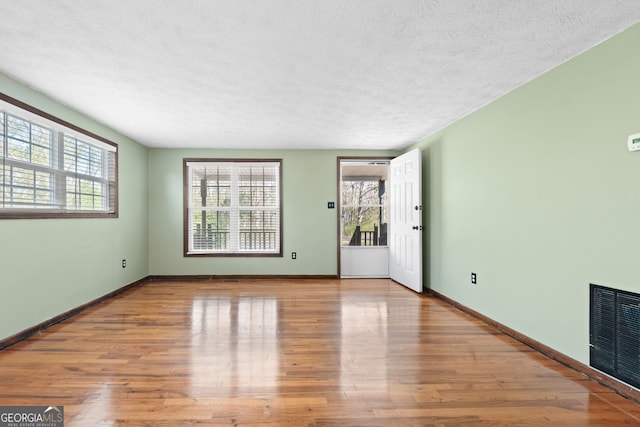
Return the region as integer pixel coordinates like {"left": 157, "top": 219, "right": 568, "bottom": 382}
{"left": 0, "top": 1, "right": 639, "bottom": 151}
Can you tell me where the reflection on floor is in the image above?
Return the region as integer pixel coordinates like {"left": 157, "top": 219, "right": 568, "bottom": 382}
{"left": 0, "top": 279, "right": 639, "bottom": 425}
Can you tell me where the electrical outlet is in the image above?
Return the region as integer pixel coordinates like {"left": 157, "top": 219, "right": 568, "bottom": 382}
{"left": 327, "top": 202, "right": 335, "bottom": 209}
{"left": 471, "top": 272, "right": 477, "bottom": 284}
{"left": 122, "top": 259, "right": 127, "bottom": 269}
{"left": 292, "top": 252, "right": 297, "bottom": 260}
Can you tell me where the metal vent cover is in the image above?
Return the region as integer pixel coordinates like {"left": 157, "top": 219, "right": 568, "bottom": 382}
{"left": 590, "top": 284, "right": 640, "bottom": 389}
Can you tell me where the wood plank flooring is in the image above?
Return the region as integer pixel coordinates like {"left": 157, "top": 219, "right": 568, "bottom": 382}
{"left": 1, "top": 279, "right": 639, "bottom": 426}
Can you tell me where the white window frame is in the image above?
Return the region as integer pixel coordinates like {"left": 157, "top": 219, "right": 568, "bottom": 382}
{"left": 184, "top": 158, "right": 282, "bottom": 257}
{"left": 0, "top": 94, "right": 118, "bottom": 218}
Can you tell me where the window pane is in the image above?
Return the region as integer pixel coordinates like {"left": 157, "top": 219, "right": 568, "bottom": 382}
{"left": 341, "top": 176, "right": 388, "bottom": 247}
{"left": 4, "top": 116, "right": 52, "bottom": 166}
{"left": 11, "top": 186, "right": 33, "bottom": 204}
{"left": 31, "top": 144, "right": 50, "bottom": 167}
{"left": 7, "top": 115, "right": 29, "bottom": 142}
{"left": 0, "top": 163, "right": 4, "bottom": 205}
{"left": 263, "top": 186, "right": 277, "bottom": 206}
{"left": 65, "top": 137, "right": 105, "bottom": 178}
{"left": 209, "top": 184, "right": 231, "bottom": 207}
{"left": 1, "top": 165, "right": 53, "bottom": 208}
{"left": 239, "top": 210, "right": 278, "bottom": 250}
{"left": 79, "top": 193, "right": 94, "bottom": 209}
{"left": 191, "top": 166, "right": 232, "bottom": 208}
{"left": 94, "top": 181, "right": 103, "bottom": 197}
{"left": 90, "top": 148, "right": 103, "bottom": 176}
{"left": 63, "top": 136, "right": 77, "bottom": 172}
{"left": 31, "top": 124, "right": 51, "bottom": 148}
{"left": 0, "top": 112, "right": 5, "bottom": 157}
{"left": 12, "top": 167, "right": 34, "bottom": 187}
{"left": 7, "top": 138, "right": 30, "bottom": 162}
{"left": 31, "top": 125, "right": 52, "bottom": 168}
{"left": 66, "top": 176, "right": 77, "bottom": 194}
{"left": 66, "top": 193, "right": 76, "bottom": 209}
{"left": 35, "top": 171, "right": 51, "bottom": 188}
{"left": 190, "top": 210, "right": 230, "bottom": 250}
{"left": 36, "top": 189, "right": 53, "bottom": 204}
{"left": 66, "top": 178, "right": 106, "bottom": 211}
{"left": 238, "top": 165, "right": 278, "bottom": 208}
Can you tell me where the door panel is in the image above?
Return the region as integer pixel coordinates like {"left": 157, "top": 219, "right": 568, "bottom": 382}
{"left": 389, "top": 148, "right": 422, "bottom": 292}
{"left": 340, "top": 247, "right": 389, "bottom": 277}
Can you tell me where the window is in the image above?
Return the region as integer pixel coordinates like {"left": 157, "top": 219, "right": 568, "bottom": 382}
{"left": 340, "top": 160, "right": 389, "bottom": 246}
{"left": 184, "top": 159, "right": 282, "bottom": 256}
{"left": 0, "top": 94, "right": 118, "bottom": 218}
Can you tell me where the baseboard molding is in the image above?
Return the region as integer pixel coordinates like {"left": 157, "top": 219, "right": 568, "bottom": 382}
{"left": 428, "top": 288, "right": 640, "bottom": 404}
{"left": 0, "top": 276, "right": 150, "bottom": 351}
{"left": 147, "top": 274, "right": 339, "bottom": 281}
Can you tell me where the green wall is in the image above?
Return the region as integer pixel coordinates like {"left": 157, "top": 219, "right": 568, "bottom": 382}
{"left": 415, "top": 23, "right": 640, "bottom": 364}
{"left": 0, "top": 73, "right": 149, "bottom": 341}
{"left": 148, "top": 148, "right": 398, "bottom": 276}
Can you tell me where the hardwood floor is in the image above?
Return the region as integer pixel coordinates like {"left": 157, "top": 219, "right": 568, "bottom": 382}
{"left": 1, "top": 279, "right": 639, "bottom": 426}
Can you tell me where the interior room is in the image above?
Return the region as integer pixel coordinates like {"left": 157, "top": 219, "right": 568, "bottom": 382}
{"left": 1, "top": 1, "right": 640, "bottom": 425}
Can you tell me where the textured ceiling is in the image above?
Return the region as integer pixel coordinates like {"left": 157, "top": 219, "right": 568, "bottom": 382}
{"left": 0, "top": 1, "right": 639, "bottom": 150}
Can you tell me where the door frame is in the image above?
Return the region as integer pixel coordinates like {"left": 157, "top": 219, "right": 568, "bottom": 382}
{"left": 336, "top": 156, "right": 394, "bottom": 278}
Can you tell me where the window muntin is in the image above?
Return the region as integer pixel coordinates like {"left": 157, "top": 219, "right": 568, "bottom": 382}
{"left": 0, "top": 94, "right": 118, "bottom": 218}
{"left": 185, "top": 159, "right": 282, "bottom": 256}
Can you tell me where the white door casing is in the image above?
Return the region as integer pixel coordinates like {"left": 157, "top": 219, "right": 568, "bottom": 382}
{"left": 389, "top": 148, "right": 422, "bottom": 293}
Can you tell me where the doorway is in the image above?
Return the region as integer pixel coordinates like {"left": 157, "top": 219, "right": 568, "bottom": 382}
{"left": 338, "top": 158, "right": 391, "bottom": 278}
{"left": 338, "top": 149, "right": 423, "bottom": 292}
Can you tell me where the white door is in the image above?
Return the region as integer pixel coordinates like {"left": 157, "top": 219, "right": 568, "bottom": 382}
{"left": 389, "top": 148, "right": 423, "bottom": 293}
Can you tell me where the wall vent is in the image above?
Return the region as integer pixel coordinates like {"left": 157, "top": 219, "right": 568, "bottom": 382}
{"left": 590, "top": 284, "right": 640, "bottom": 389}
